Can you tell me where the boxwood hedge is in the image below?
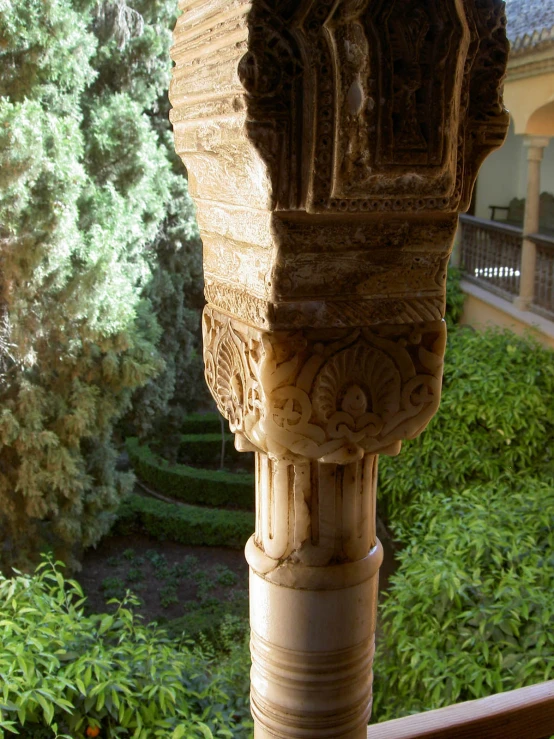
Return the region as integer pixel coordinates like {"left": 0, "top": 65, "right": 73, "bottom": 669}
{"left": 126, "top": 437, "right": 254, "bottom": 511}
{"left": 113, "top": 494, "right": 254, "bottom": 549}
{"left": 178, "top": 433, "right": 247, "bottom": 467}
{"left": 180, "top": 413, "right": 229, "bottom": 435}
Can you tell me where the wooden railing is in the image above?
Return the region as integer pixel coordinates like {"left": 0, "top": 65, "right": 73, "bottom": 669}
{"left": 531, "top": 232, "right": 554, "bottom": 318}
{"left": 459, "top": 215, "right": 522, "bottom": 300}
{"left": 459, "top": 215, "right": 554, "bottom": 319}
{"left": 367, "top": 679, "right": 554, "bottom": 739}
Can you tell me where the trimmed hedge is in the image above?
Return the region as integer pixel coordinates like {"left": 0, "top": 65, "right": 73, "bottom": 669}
{"left": 113, "top": 493, "right": 254, "bottom": 549}
{"left": 126, "top": 437, "right": 254, "bottom": 510}
{"left": 179, "top": 433, "right": 246, "bottom": 467}
{"left": 181, "top": 412, "right": 229, "bottom": 435}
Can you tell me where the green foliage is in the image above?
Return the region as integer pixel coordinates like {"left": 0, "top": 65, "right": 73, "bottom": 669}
{"left": 126, "top": 438, "right": 255, "bottom": 510}
{"left": 113, "top": 494, "right": 254, "bottom": 549}
{"left": 373, "top": 327, "right": 554, "bottom": 721}
{"left": 179, "top": 414, "right": 230, "bottom": 436}
{"left": 373, "top": 476, "right": 554, "bottom": 721}
{"left": 0, "top": 0, "right": 203, "bottom": 571}
{"left": 379, "top": 327, "right": 554, "bottom": 531}
{"left": 445, "top": 266, "right": 465, "bottom": 327}
{"left": 0, "top": 560, "right": 253, "bottom": 738}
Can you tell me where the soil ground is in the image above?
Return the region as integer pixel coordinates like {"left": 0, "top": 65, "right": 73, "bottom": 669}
{"left": 78, "top": 533, "right": 249, "bottom": 627}
{"left": 78, "top": 520, "right": 398, "bottom": 625}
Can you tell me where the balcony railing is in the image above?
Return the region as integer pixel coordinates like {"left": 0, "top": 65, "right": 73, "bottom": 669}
{"left": 367, "top": 679, "right": 554, "bottom": 739}
{"left": 532, "top": 233, "right": 554, "bottom": 319}
{"left": 459, "top": 215, "right": 554, "bottom": 319}
{"left": 459, "top": 215, "right": 522, "bottom": 300}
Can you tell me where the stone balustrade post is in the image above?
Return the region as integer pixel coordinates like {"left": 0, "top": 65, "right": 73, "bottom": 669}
{"left": 169, "top": 2, "right": 509, "bottom": 736}
{"left": 515, "top": 136, "right": 550, "bottom": 311}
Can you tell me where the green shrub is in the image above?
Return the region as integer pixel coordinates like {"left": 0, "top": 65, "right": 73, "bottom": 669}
{"left": 372, "top": 476, "right": 554, "bottom": 721}
{"left": 373, "top": 327, "right": 554, "bottom": 721}
{"left": 177, "top": 433, "right": 246, "bottom": 467}
{"left": 445, "top": 266, "right": 465, "bottom": 326}
{"left": 113, "top": 494, "right": 254, "bottom": 549}
{"left": 126, "top": 438, "right": 254, "bottom": 510}
{"left": 0, "top": 560, "right": 253, "bottom": 738}
{"left": 379, "top": 327, "right": 554, "bottom": 533}
{"left": 180, "top": 413, "right": 229, "bottom": 435}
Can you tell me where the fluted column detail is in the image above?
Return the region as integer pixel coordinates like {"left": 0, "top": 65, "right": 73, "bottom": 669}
{"left": 253, "top": 455, "right": 377, "bottom": 565}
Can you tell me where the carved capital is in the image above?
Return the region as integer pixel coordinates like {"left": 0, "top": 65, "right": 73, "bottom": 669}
{"left": 204, "top": 305, "right": 445, "bottom": 464}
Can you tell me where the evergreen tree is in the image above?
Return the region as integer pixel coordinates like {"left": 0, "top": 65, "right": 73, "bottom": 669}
{"left": 0, "top": 0, "right": 203, "bottom": 570}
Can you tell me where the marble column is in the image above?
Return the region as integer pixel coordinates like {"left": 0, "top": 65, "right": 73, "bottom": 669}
{"left": 515, "top": 136, "right": 550, "bottom": 311}
{"left": 169, "top": 1, "right": 509, "bottom": 735}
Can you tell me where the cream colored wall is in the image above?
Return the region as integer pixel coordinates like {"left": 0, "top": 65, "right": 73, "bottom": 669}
{"left": 460, "top": 282, "right": 554, "bottom": 350}
{"left": 473, "top": 120, "right": 554, "bottom": 221}
{"left": 473, "top": 119, "right": 525, "bottom": 219}
{"left": 504, "top": 71, "right": 554, "bottom": 134}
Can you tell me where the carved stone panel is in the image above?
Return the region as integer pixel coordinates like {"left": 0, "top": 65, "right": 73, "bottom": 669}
{"left": 170, "top": 0, "right": 509, "bottom": 332}
{"left": 203, "top": 305, "right": 445, "bottom": 463}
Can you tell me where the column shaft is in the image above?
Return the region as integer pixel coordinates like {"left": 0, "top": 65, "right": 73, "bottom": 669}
{"left": 516, "top": 136, "right": 550, "bottom": 310}
{"left": 247, "top": 454, "right": 383, "bottom": 738}
{"left": 169, "top": 2, "right": 510, "bottom": 734}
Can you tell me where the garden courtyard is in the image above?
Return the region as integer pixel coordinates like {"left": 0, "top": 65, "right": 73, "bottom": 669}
{"left": 1, "top": 0, "right": 554, "bottom": 737}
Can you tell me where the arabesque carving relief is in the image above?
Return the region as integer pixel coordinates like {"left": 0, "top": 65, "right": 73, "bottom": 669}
{"left": 171, "top": 0, "right": 509, "bottom": 335}
{"left": 203, "top": 305, "right": 445, "bottom": 463}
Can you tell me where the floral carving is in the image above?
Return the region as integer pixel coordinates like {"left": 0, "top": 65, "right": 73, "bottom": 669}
{"left": 202, "top": 309, "right": 262, "bottom": 435}
{"left": 203, "top": 306, "right": 445, "bottom": 463}
{"left": 312, "top": 343, "right": 399, "bottom": 443}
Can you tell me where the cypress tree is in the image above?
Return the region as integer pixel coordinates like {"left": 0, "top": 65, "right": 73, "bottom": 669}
{"left": 0, "top": 0, "right": 203, "bottom": 570}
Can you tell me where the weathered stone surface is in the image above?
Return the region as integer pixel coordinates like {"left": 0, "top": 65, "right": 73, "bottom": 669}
{"left": 171, "top": 0, "right": 509, "bottom": 330}
{"left": 170, "top": 2, "right": 509, "bottom": 736}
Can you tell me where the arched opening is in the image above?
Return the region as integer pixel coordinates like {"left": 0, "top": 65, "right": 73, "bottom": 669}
{"left": 527, "top": 99, "right": 554, "bottom": 137}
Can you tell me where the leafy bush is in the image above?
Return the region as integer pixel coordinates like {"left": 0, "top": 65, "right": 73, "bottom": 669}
{"left": 379, "top": 327, "right": 554, "bottom": 532}
{"left": 373, "top": 476, "right": 554, "bottom": 721}
{"left": 113, "top": 494, "right": 254, "bottom": 549}
{"left": 167, "top": 595, "right": 249, "bottom": 650}
{"left": 126, "top": 438, "right": 254, "bottom": 510}
{"left": 0, "top": 560, "right": 252, "bottom": 738}
{"left": 373, "top": 327, "right": 554, "bottom": 721}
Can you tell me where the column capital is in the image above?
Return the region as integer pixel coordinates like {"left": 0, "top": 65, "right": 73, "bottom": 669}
{"left": 524, "top": 135, "right": 550, "bottom": 159}
{"left": 203, "top": 306, "right": 446, "bottom": 465}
